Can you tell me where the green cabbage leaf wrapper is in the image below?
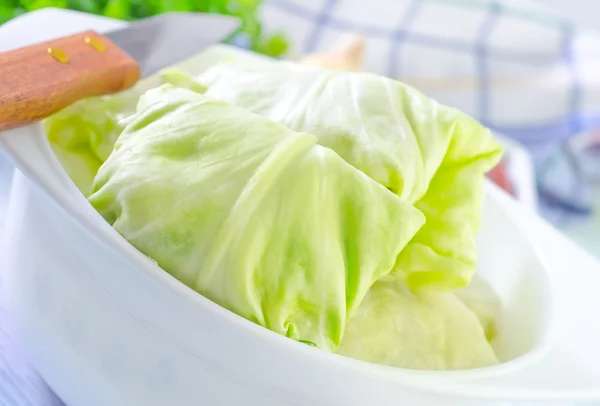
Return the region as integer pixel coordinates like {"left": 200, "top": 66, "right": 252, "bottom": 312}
{"left": 87, "top": 85, "right": 425, "bottom": 351}
{"left": 339, "top": 277, "right": 499, "bottom": 370}
{"left": 161, "top": 54, "right": 502, "bottom": 291}
{"left": 44, "top": 88, "right": 142, "bottom": 196}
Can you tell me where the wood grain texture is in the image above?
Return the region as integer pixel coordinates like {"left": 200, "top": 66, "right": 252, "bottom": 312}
{"left": 0, "top": 31, "right": 140, "bottom": 132}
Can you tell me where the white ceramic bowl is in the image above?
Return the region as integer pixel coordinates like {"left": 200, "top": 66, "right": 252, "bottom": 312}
{"left": 0, "top": 125, "right": 555, "bottom": 406}
{"left": 1, "top": 9, "right": 599, "bottom": 406}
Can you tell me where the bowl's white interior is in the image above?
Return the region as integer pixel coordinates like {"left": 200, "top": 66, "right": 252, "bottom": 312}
{"left": 476, "top": 193, "right": 553, "bottom": 364}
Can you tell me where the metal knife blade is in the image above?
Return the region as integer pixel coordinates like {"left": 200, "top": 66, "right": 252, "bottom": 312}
{"left": 106, "top": 13, "right": 240, "bottom": 77}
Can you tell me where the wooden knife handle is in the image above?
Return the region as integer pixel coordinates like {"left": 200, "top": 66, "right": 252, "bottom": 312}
{"left": 0, "top": 30, "right": 140, "bottom": 132}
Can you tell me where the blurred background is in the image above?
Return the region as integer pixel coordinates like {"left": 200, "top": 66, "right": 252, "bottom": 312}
{"left": 2, "top": 0, "right": 600, "bottom": 257}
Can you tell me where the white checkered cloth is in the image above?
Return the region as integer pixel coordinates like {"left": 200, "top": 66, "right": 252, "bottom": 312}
{"left": 259, "top": 0, "right": 600, "bottom": 224}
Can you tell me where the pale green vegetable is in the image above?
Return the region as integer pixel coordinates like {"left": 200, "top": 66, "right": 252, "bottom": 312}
{"left": 339, "top": 277, "right": 499, "bottom": 370}
{"left": 44, "top": 88, "right": 141, "bottom": 196}
{"left": 162, "top": 55, "right": 502, "bottom": 290}
{"left": 88, "top": 85, "right": 425, "bottom": 351}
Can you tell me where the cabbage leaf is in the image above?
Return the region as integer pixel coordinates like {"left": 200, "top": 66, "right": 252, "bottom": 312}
{"left": 163, "top": 57, "right": 502, "bottom": 290}
{"left": 339, "top": 277, "right": 499, "bottom": 370}
{"left": 88, "top": 85, "right": 425, "bottom": 351}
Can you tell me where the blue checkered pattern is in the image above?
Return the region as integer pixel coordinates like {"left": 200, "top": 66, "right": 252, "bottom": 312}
{"left": 260, "top": 0, "right": 600, "bottom": 223}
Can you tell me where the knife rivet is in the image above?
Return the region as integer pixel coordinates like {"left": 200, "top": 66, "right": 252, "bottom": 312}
{"left": 84, "top": 37, "right": 107, "bottom": 52}
{"left": 47, "top": 47, "right": 69, "bottom": 63}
